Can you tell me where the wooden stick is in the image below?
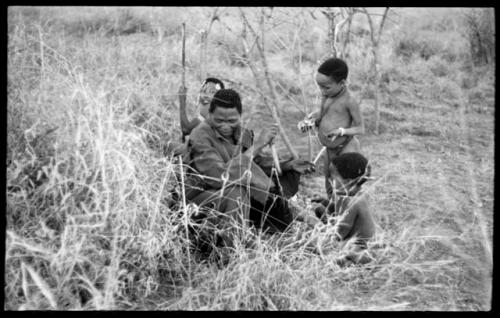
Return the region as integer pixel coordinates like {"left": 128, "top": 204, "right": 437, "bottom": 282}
{"left": 312, "top": 134, "right": 338, "bottom": 165}
{"left": 312, "top": 147, "right": 326, "bottom": 165}
{"left": 181, "top": 22, "right": 186, "bottom": 87}
{"left": 270, "top": 141, "right": 282, "bottom": 176}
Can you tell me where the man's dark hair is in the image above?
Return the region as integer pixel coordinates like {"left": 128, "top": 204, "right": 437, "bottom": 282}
{"left": 332, "top": 152, "right": 370, "bottom": 184}
{"left": 209, "top": 89, "right": 242, "bottom": 114}
{"left": 317, "top": 58, "right": 348, "bottom": 83}
{"left": 203, "top": 77, "right": 225, "bottom": 89}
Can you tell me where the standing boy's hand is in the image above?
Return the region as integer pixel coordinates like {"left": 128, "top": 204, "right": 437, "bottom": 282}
{"left": 298, "top": 118, "right": 316, "bottom": 133}
{"left": 327, "top": 128, "right": 345, "bottom": 139}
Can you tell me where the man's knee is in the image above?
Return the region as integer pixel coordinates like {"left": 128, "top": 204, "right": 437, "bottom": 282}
{"left": 219, "top": 185, "right": 250, "bottom": 219}
{"left": 222, "top": 185, "right": 249, "bottom": 203}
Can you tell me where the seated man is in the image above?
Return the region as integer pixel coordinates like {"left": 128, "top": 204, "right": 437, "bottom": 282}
{"left": 184, "top": 89, "right": 319, "bottom": 250}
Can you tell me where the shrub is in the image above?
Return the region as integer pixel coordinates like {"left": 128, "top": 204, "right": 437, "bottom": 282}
{"left": 428, "top": 56, "right": 451, "bottom": 77}
{"left": 394, "top": 33, "right": 444, "bottom": 60}
{"left": 461, "top": 8, "right": 495, "bottom": 66}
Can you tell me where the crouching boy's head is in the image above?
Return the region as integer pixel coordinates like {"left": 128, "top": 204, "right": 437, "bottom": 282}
{"left": 331, "top": 152, "right": 371, "bottom": 196}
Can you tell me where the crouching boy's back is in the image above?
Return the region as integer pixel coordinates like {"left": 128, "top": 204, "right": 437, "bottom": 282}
{"left": 323, "top": 152, "right": 376, "bottom": 265}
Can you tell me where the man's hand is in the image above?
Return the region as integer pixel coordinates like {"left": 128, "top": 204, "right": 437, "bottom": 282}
{"left": 282, "top": 159, "right": 316, "bottom": 174}
{"left": 257, "top": 123, "right": 279, "bottom": 148}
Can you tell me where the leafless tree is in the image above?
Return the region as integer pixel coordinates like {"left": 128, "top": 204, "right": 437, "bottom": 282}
{"left": 361, "top": 7, "right": 390, "bottom": 135}
{"left": 237, "top": 8, "right": 299, "bottom": 160}
{"left": 198, "top": 8, "right": 220, "bottom": 82}
{"left": 321, "top": 8, "right": 358, "bottom": 58}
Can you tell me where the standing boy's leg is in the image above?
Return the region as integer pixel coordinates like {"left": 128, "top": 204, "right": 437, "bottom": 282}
{"left": 323, "top": 150, "right": 333, "bottom": 197}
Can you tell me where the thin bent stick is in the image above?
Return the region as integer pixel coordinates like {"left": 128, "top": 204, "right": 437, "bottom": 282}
{"left": 181, "top": 22, "right": 186, "bottom": 88}
{"left": 291, "top": 13, "right": 313, "bottom": 162}
{"left": 178, "top": 156, "right": 192, "bottom": 289}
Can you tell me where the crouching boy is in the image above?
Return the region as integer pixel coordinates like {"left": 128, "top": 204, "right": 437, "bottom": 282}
{"left": 316, "top": 152, "right": 376, "bottom": 265}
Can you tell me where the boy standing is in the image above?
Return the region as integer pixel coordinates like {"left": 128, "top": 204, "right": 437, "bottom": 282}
{"left": 299, "top": 58, "right": 365, "bottom": 197}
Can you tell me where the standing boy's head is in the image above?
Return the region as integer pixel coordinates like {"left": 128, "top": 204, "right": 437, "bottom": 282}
{"left": 330, "top": 152, "right": 371, "bottom": 194}
{"left": 208, "top": 89, "right": 242, "bottom": 138}
{"left": 199, "top": 77, "right": 225, "bottom": 118}
{"left": 316, "top": 58, "right": 348, "bottom": 98}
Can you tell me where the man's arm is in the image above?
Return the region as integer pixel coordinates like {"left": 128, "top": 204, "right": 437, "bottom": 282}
{"left": 190, "top": 129, "right": 274, "bottom": 191}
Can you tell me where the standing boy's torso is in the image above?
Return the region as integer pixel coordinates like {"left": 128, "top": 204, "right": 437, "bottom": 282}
{"left": 317, "top": 89, "right": 355, "bottom": 148}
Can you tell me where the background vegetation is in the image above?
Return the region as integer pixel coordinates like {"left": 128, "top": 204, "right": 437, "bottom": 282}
{"left": 6, "top": 6, "right": 494, "bottom": 310}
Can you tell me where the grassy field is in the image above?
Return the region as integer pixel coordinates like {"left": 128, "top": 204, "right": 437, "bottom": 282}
{"left": 6, "top": 6, "right": 494, "bottom": 310}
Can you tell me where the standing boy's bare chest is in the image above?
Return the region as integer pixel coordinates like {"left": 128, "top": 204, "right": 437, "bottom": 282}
{"left": 318, "top": 98, "right": 352, "bottom": 132}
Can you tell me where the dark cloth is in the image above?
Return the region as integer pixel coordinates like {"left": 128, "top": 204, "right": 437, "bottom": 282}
{"left": 326, "top": 135, "right": 354, "bottom": 158}
{"left": 249, "top": 170, "right": 300, "bottom": 233}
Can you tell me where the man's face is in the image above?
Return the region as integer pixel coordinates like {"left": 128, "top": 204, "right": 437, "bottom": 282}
{"left": 315, "top": 72, "right": 344, "bottom": 98}
{"left": 209, "top": 106, "right": 241, "bottom": 138}
{"left": 199, "top": 82, "right": 220, "bottom": 118}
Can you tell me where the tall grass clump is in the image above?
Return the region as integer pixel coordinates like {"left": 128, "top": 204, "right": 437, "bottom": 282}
{"left": 6, "top": 10, "right": 191, "bottom": 309}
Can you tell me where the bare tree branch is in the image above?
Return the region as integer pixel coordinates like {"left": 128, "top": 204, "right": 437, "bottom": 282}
{"left": 376, "top": 7, "right": 390, "bottom": 44}
{"left": 239, "top": 8, "right": 299, "bottom": 160}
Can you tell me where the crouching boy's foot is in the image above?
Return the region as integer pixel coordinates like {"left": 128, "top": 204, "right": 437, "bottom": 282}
{"left": 288, "top": 202, "right": 321, "bottom": 227}
{"left": 334, "top": 250, "right": 373, "bottom": 267}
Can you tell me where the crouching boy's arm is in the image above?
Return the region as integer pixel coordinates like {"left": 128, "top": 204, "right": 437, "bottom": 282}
{"left": 333, "top": 206, "right": 358, "bottom": 241}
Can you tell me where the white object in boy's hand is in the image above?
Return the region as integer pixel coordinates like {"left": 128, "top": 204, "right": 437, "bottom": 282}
{"left": 298, "top": 118, "right": 316, "bottom": 133}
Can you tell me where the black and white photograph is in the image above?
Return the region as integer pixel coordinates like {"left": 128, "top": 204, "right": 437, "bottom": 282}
{"left": 5, "top": 6, "right": 494, "bottom": 310}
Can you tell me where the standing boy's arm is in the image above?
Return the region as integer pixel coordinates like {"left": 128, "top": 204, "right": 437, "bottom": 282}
{"left": 343, "top": 100, "right": 365, "bottom": 136}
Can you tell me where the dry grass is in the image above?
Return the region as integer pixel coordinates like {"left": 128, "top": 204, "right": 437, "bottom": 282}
{"left": 6, "top": 7, "right": 493, "bottom": 311}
